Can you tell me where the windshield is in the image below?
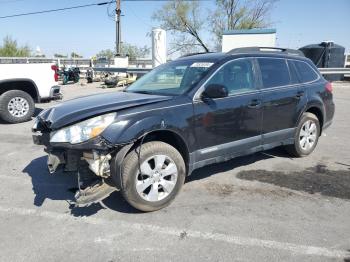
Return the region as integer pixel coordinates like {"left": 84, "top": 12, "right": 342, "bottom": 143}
{"left": 126, "top": 60, "right": 214, "bottom": 95}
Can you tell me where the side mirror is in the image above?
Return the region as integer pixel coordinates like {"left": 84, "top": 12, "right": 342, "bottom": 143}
{"left": 202, "top": 84, "right": 228, "bottom": 99}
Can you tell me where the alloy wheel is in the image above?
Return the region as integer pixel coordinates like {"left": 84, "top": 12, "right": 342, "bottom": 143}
{"left": 135, "top": 154, "right": 178, "bottom": 202}
{"left": 299, "top": 120, "right": 317, "bottom": 151}
{"left": 7, "top": 97, "right": 30, "bottom": 118}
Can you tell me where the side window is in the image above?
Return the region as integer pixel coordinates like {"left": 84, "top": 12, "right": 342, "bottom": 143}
{"left": 257, "top": 58, "right": 290, "bottom": 88}
{"left": 287, "top": 60, "right": 300, "bottom": 84}
{"left": 293, "top": 60, "right": 319, "bottom": 83}
{"left": 205, "top": 59, "right": 256, "bottom": 95}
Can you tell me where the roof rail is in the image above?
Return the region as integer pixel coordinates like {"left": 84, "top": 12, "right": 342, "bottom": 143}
{"left": 227, "top": 47, "right": 304, "bottom": 56}
{"left": 180, "top": 52, "right": 213, "bottom": 58}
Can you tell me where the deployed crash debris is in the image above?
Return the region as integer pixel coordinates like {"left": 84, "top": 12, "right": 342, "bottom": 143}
{"left": 74, "top": 177, "right": 116, "bottom": 206}
{"left": 104, "top": 73, "right": 137, "bottom": 88}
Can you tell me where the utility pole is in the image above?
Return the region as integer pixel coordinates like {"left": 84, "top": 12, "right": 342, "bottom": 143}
{"left": 115, "top": 0, "right": 121, "bottom": 55}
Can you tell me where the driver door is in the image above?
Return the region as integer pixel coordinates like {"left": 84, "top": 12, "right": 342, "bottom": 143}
{"left": 192, "top": 58, "right": 263, "bottom": 162}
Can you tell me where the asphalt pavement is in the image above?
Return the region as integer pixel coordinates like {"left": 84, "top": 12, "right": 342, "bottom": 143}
{"left": 0, "top": 81, "right": 349, "bottom": 262}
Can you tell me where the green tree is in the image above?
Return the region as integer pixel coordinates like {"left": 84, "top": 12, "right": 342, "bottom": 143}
{"left": 120, "top": 43, "right": 150, "bottom": 60}
{"left": 0, "top": 36, "right": 31, "bottom": 57}
{"left": 54, "top": 53, "right": 68, "bottom": 58}
{"left": 96, "top": 44, "right": 150, "bottom": 60}
{"left": 71, "top": 52, "right": 82, "bottom": 58}
{"left": 96, "top": 49, "right": 115, "bottom": 60}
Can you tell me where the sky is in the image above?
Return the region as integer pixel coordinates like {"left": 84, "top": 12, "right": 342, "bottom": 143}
{"left": 0, "top": 0, "right": 349, "bottom": 58}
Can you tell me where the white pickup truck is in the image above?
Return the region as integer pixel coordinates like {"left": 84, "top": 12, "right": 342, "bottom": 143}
{"left": 0, "top": 63, "right": 62, "bottom": 123}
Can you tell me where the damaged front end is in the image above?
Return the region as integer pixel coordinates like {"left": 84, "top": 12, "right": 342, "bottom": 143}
{"left": 48, "top": 148, "right": 117, "bottom": 206}
{"left": 32, "top": 112, "right": 130, "bottom": 206}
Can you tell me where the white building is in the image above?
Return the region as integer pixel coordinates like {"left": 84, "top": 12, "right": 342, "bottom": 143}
{"left": 222, "top": 29, "right": 276, "bottom": 52}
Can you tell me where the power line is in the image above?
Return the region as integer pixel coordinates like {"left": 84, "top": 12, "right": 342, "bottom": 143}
{"left": 0, "top": 1, "right": 113, "bottom": 19}
{"left": 107, "top": 1, "right": 116, "bottom": 20}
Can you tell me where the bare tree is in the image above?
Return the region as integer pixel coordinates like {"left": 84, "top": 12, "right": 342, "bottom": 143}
{"left": 153, "top": 0, "right": 276, "bottom": 54}
{"left": 211, "top": 0, "right": 276, "bottom": 48}
{"left": 152, "top": 0, "right": 210, "bottom": 54}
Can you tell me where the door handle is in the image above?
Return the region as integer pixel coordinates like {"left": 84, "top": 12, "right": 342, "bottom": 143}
{"left": 248, "top": 99, "right": 262, "bottom": 108}
{"left": 296, "top": 91, "right": 305, "bottom": 99}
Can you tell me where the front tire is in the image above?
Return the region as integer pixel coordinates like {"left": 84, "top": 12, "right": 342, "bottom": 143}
{"left": 285, "top": 112, "right": 320, "bottom": 157}
{"left": 121, "top": 141, "right": 186, "bottom": 212}
{"left": 0, "top": 90, "right": 35, "bottom": 123}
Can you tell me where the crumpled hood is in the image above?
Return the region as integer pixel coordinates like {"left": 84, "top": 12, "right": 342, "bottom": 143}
{"left": 38, "top": 91, "right": 171, "bottom": 129}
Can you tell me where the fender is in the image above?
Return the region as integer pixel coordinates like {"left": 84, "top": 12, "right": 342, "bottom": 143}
{"left": 107, "top": 118, "right": 189, "bottom": 189}
{"left": 0, "top": 78, "right": 40, "bottom": 102}
{"left": 297, "top": 98, "right": 325, "bottom": 128}
{"left": 103, "top": 114, "right": 168, "bottom": 145}
{"left": 103, "top": 113, "right": 191, "bottom": 151}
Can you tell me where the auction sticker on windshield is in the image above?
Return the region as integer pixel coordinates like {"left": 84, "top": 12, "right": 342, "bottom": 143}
{"left": 190, "top": 62, "right": 214, "bottom": 68}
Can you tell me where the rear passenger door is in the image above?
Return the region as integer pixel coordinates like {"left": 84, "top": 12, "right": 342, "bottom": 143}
{"left": 257, "top": 57, "right": 306, "bottom": 147}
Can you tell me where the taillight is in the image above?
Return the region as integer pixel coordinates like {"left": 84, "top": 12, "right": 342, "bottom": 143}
{"left": 325, "top": 82, "right": 333, "bottom": 93}
{"left": 51, "top": 65, "right": 58, "bottom": 82}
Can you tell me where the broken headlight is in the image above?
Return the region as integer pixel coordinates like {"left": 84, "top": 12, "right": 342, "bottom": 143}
{"left": 50, "top": 112, "right": 116, "bottom": 144}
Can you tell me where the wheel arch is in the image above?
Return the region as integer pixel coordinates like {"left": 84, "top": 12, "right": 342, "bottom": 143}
{"left": 110, "top": 129, "right": 190, "bottom": 191}
{"left": 0, "top": 78, "right": 40, "bottom": 102}
{"left": 140, "top": 129, "right": 190, "bottom": 171}
{"left": 104, "top": 115, "right": 191, "bottom": 165}
{"left": 301, "top": 104, "right": 324, "bottom": 134}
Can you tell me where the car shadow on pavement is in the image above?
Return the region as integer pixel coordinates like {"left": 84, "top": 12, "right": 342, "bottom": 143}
{"left": 23, "top": 156, "right": 76, "bottom": 207}
{"left": 22, "top": 148, "right": 288, "bottom": 216}
{"left": 24, "top": 147, "right": 350, "bottom": 216}
{"left": 186, "top": 147, "right": 287, "bottom": 183}
{"left": 23, "top": 156, "right": 141, "bottom": 216}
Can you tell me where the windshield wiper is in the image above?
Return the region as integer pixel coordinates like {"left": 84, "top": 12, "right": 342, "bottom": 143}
{"left": 127, "top": 90, "right": 177, "bottom": 96}
{"left": 128, "top": 90, "right": 155, "bottom": 95}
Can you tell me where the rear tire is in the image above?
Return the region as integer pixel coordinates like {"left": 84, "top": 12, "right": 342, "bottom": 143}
{"left": 0, "top": 90, "right": 35, "bottom": 123}
{"left": 121, "top": 141, "right": 186, "bottom": 212}
{"left": 285, "top": 112, "right": 320, "bottom": 157}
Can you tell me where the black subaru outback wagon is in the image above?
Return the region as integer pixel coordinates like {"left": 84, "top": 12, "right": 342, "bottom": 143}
{"left": 33, "top": 47, "right": 335, "bottom": 211}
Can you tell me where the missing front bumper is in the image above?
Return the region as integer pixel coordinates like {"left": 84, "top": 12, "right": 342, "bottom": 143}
{"left": 32, "top": 129, "right": 126, "bottom": 206}
{"left": 45, "top": 150, "right": 118, "bottom": 206}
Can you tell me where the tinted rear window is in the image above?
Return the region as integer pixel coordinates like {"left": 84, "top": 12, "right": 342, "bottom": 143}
{"left": 293, "top": 60, "right": 319, "bottom": 83}
{"left": 257, "top": 58, "right": 290, "bottom": 88}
